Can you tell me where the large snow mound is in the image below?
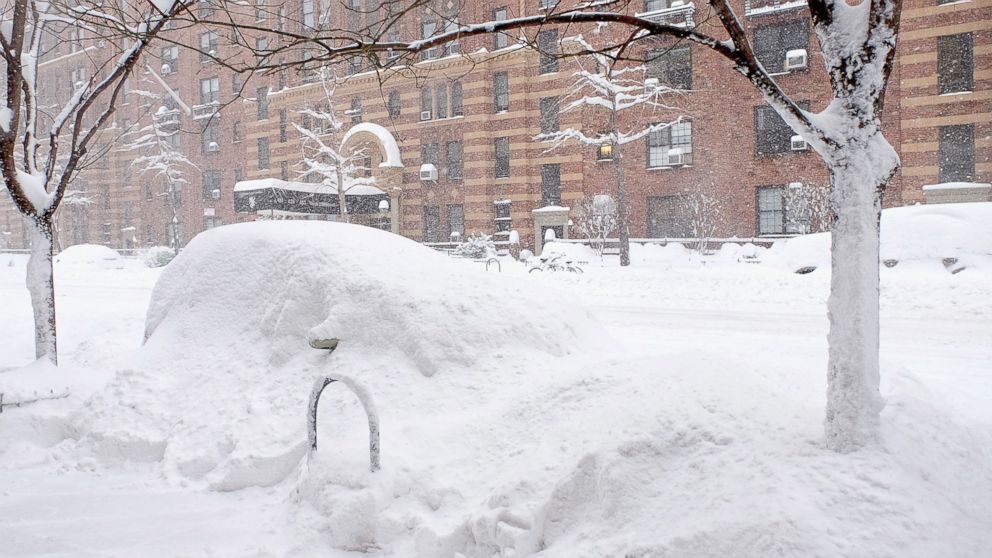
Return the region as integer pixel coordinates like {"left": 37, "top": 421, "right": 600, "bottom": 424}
{"left": 72, "top": 221, "right": 606, "bottom": 491}
{"left": 766, "top": 202, "right": 992, "bottom": 272}
{"left": 54, "top": 244, "right": 122, "bottom": 266}
{"left": 145, "top": 221, "right": 602, "bottom": 376}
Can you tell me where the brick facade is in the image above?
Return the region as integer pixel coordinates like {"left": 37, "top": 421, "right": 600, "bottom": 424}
{"left": 1, "top": 0, "right": 988, "bottom": 252}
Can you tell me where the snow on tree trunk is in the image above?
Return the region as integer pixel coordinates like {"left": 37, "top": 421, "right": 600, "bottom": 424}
{"left": 25, "top": 218, "right": 58, "bottom": 363}
{"left": 824, "top": 134, "right": 897, "bottom": 452}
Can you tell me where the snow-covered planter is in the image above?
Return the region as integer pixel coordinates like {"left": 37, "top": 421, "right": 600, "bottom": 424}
{"left": 452, "top": 233, "right": 497, "bottom": 260}
{"left": 143, "top": 246, "right": 176, "bottom": 268}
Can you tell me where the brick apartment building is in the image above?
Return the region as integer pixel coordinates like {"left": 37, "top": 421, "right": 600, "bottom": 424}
{"left": 0, "top": 0, "right": 988, "bottom": 253}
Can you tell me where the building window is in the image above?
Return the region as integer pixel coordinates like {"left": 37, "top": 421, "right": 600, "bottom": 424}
{"left": 278, "top": 110, "right": 287, "bottom": 142}
{"left": 350, "top": 98, "right": 362, "bottom": 124}
{"left": 447, "top": 204, "right": 465, "bottom": 240}
{"left": 647, "top": 46, "right": 692, "bottom": 89}
{"left": 201, "top": 170, "right": 221, "bottom": 199}
{"left": 280, "top": 160, "right": 289, "bottom": 180}
{"left": 541, "top": 163, "right": 561, "bottom": 206}
{"left": 446, "top": 140, "right": 463, "bottom": 180}
{"left": 278, "top": 6, "right": 286, "bottom": 31}
{"left": 494, "top": 7, "right": 509, "bottom": 49}
{"left": 537, "top": 29, "right": 559, "bottom": 74}
{"left": 232, "top": 71, "right": 243, "bottom": 93}
{"left": 494, "top": 200, "right": 512, "bottom": 232}
{"left": 421, "top": 20, "right": 437, "bottom": 59}
{"left": 451, "top": 81, "right": 464, "bottom": 116}
{"left": 197, "top": 0, "right": 215, "bottom": 17}
{"left": 939, "top": 124, "right": 975, "bottom": 183}
{"left": 645, "top": 0, "right": 668, "bottom": 10}
{"left": 938, "top": 33, "right": 973, "bottom": 95}
{"left": 161, "top": 46, "right": 180, "bottom": 74}
{"left": 200, "top": 77, "right": 219, "bottom": 105}
{"left": 255, "top": 0, "right": 267, "bottom": 20}
{"left": 204, "top": 217, "right": 223, "bottom": 229}
{"left": 494, "top": 72, "right": 509, "bottom": 112}
{"left": 233, "top": 121, "right": 243, "bottom": 142}
{"left": 647, "top": 121, "right": 693, "bottom": 167}
{"left": 755, "top": 102, "right": 808, "bottom": 156}
{"left": 348, "top": 55, "right": 362, "bottom": 75}
{"left": 69, "top": 27, "right": 82, "bottom": 52}
{"left": 540, "top": 97, "right": 560, "bottom": 135}
{"left": 301, "top": 0, "right": 314, "bottom": 28}
{"left": 436, "top": 85, "right": 448, "bottom": 119}
{"left": 647, "top": 196, "right": 691, "bottom": 238}
{"left": 388, "top": 90, "right": 401, "bottom": 118}
{"left": 255, "top": 37, "right": 268, "bottom": 65}
{"left": 495, "top": 137, "right": 510, "bottom": 178}
{"left": 753, "top": 19, "right": 809, "bottom": 74}
{"left": 258, "top": 137, "right": 270, "bottom": 169}
{"left": 257, "top": 86, "right": 269, "bottom": 119}
{"left": 201, "top": 121, "right": 220, "bottom": 154}
{"left": 539, "top": 0, "right": 557, "bottom": 10}
{"left": 422, "top": 143, "right": 439, "bottom": 165}
{"left": 598, "top": 142, "right": 614, "bottom": 161}
{"left": 145, "top": 183, "right": 153, "bottom": 201}
{"left": 423, "top": 205, "right": 440, "bottom": 242}
{"left": 443, "top": 19, "right": 461, "bottom": 56}
{"left": 199, "top": 31, "right": 218, "bottom": 63}
{"left": 757, "top": 186, "right": 785, "bottom": 235}
{"left": 421, "top": 88, "right": 433, "bottom": 119}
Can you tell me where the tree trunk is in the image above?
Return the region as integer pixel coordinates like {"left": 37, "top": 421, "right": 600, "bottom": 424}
{"left": 25, "top": 216, "right": 58, "bottom": 364}
{"left": 612, "top": 147, "right": 631, "bottom": 267}
{"left": 823, "top": 136, "right": 896, "bottom": 452}
{"left": 336, "top": 167, "right": 350, "bottom": 224}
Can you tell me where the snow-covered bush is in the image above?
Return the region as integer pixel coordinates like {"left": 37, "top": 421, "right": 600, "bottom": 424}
{"left": 143, "top": 246, "right": 176, "bottom": 268}
{"left": 452, "top": 233, "right": 496, "bottom": 260}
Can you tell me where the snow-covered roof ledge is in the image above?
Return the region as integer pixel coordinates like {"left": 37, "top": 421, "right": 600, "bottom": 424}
{"left": 922, "top": 182, "right": 991, "bottom": 204}
{"left": 341, "top": 123, "right": 404, "bottom": 168}
{"left": 921, "top": 182, "right": 991, "bottom": 191}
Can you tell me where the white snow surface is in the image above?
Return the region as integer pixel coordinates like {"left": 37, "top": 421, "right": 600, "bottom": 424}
{"left": 1, "top": 215, "right": 990, "bottom": 557}
{"left": 54, "top": 243, "right": 123, "bottom": 266}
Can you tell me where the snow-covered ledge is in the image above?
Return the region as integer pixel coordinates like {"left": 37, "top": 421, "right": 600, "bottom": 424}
{"left": 922, "top": 182, "right": 991, "bottom": 204}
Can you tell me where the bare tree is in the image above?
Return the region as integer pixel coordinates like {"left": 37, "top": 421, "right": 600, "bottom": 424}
{"left": 293, "top": 69, "right": 374, "bottom": 224}
{"left": 576, "top": 193, "right": 618, "bottom": 259}
{"left": 535, "top": 35, "right": 683, "bottom": 267}
{"left": 679, "top": 190, "right": 722, "bottom": 254}
{"left": 125, "top": 103, "right": 196, "bottom": 256}
{"left": 0, "top": 0, "right": 188, "bottom": 363}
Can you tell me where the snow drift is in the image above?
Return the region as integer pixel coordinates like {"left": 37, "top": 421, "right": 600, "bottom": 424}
{"left": 73, "top": 221, "right": 606, "bottom": 494}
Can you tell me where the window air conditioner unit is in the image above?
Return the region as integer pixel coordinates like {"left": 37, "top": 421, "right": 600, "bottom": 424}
{"left": 644, "top": 77, "right": 659, "bottom": 91}
{"left": 784, "top": 49, "right": 808, "bottom": 71}
{"left": 211, "top": 189, "right": 221, "bottom": 200}
{"left": 208, "top": 141, "right": 219, "bottom": 152}
{"left": 419, "top": 163, "right": 438, "bottom": 181}
{"left": 671, "top": 0, "right": 687, "bottom": 8}
{"left": 790, "top": 135, "right": 808, "bottom": 151}
{"left": 420, "top": 110, "right": 432, "bottom": 121}
{"left": 161, "top": 63, "right": 172, "bottom": 75}
{"left": 665, "top": 147, "right": 684, "bottom": 166}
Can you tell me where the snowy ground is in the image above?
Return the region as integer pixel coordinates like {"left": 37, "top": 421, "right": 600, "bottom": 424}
{"left": 0, "top": 221, "right": 990, "bottom": 557}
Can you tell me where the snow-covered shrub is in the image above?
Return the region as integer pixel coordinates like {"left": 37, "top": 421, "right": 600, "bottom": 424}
{"left": 452, "top": 233, "right": 496, "bottom": 260}
{"left": 576, "top": 194, "right": 619, "bottom": 258}
{"left": 143, "top": 246, "right": 176, "bottom": 268}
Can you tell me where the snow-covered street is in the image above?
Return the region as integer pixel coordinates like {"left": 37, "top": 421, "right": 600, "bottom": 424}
{"left": 1, "top": 224, "right": 990, "bottom": 557}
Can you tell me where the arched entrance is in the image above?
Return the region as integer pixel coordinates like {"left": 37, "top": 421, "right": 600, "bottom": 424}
{"left": 341, "top": 123, "right": 404, "bottom": 233}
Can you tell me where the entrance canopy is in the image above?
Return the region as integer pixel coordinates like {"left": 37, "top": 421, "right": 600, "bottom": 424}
{"left": 234, "top": 179, "right": 387, "bottom": 215}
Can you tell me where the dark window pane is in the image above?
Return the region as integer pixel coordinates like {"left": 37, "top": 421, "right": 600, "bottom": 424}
{"left": 541, "top": 163, "right": 561, "bottom": 206}
{"left": 494, "top": 72, "right": 509, "bottom": 112}
{"left": 540, "top": 97, "right": 560, "bottom": 135}
{"left": 754, "top": 19, "right": 809, "bottom": 73}
{"left": 938, "top": 33, "right": 973, "bottom": 94}
{"left": 757, "top": 186, "right": 785, "bottom": 235}
{"left": 647, "top": 46, "right": 692, "bottom": 89}
{"left": 495, "top": 137, "right": 510, "bottom": 178}
{"left": 647, "top": 195, "right": 691, "bottom": 237}
{"left": 446, "top": 140, "right": 463, "bottom": 179}
{"left": 538, "top": 29, "right": 559, "bottom": 74}
{"left": 939, "top": 124, "right": 975, "bottom": 182}
{"left": 423, "top": 205, "right": 440, "bottom": 242}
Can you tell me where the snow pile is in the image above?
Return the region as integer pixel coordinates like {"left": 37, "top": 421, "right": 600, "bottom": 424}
{"left": 766, "top": 202, "right": 992, "bottom": 272}
{"left": 71, "top": 221, "right": 605, "bottom": 493}
{"left": 54, "top": 243, "right": 122, "bottom": 267}
{"left": 142, "top": 245, "right": 175, "bottom": 268}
